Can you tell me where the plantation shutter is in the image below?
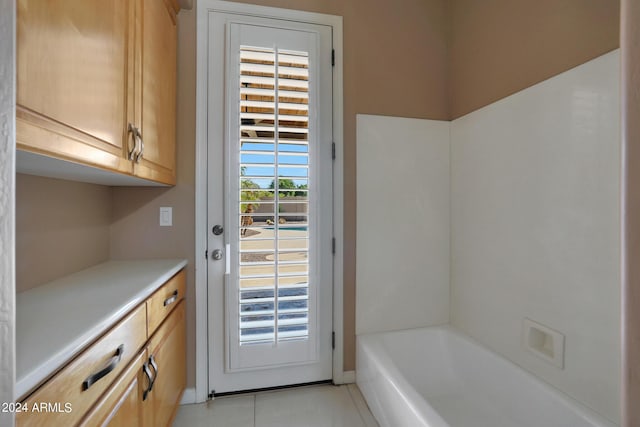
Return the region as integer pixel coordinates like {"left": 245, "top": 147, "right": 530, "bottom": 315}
{"left": 238, "top": 46, "right": 311, "bottom": 345}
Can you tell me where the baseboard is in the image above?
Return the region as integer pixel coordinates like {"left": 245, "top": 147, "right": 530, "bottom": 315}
{"left": 181, "top": 373, "right": 354, "bottom": 405}
{"left": 180, "top": 387, "right": 196, "bottom": 405}
{"left": 341, "top": 370, "right": 356, "bottom": 384}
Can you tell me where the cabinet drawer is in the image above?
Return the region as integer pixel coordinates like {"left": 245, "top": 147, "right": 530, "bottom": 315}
{"left": 17, "top": 305, "right": 147, "bottom": 427}
{"left": 147, "top": 270, "right": 185, "bottom": 336}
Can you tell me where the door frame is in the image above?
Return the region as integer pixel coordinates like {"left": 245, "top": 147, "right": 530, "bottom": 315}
{"left": 194, "top": 0, "right": 344, "bottom": 403}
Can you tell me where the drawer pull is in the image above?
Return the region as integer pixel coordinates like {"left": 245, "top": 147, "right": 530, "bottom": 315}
{"left": 82, "top": 344, "right": 124, "bottom": 391}
{"left": 142, "top": 362, "right": 153, "bottom": 401}
{"left": 148, "top": 355, "right": 158, "bottom": 392}
{"left": 163, "top": 290, "right": 178, "bottom": 307}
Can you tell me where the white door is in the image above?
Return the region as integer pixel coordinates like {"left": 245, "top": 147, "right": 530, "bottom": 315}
{"left": 207, "top": 12, "right": 334, "bottom": 393}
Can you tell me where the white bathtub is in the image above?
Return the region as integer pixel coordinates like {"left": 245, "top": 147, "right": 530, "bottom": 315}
{"left": 356, "top": 326, "right": 617, "bottom": 427}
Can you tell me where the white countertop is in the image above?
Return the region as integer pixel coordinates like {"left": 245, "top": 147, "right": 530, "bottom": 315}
{"left": 16, "top": 259, "right": 187, "bottom": 399}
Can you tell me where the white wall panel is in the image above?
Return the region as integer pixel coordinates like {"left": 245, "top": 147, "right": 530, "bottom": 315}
{"left": 356, "top": 115, "right": 450, "bottom": 335}
{"left": 451, "top": 50, "right": 620, "bottom": 424}
{"left": 0, "top": 1, "right": 16, "bottom": 425}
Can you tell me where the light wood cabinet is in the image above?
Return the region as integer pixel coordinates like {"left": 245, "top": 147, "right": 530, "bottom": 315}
{"left": 147, "top": 270, "right": 186, "bottom": 335}
{"left": 16, "top": 0, "right": 135, "bottom": 175}
{"left": 78, "top": 350, "right": 149, "bottom": 427}
{"left": 135, "top": 0, "right": 179, "bottom": 184}
{"left": 17, "top": 269, "right": 186, "bottom": 427}
{"left": 144, "top": 301, "right": 186, "bottom": 427}
{"left": 16, "top": 0, "right": 178, "bottom": 185}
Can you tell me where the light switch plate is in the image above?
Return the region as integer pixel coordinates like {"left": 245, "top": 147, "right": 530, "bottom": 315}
{"left": 160, "top": 207, "right": 173, "bottom": 226}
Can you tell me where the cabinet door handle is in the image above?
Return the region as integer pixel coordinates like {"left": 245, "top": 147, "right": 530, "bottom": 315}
{"left": 127, "top": 124, "right": 139, "bottom": 160}
{"left": 142, "top": 362, "right": 153, "bottom": 401}
{"left": 163, "top": 290, "right": 178, "bottom": 307}
{"left": 135, "top": 130, "right": 144, "bottom": 163}
{"left": 148, "top": 355, "right": 158, "bottom": 392}
{"left": 82, "top": 344, "right": 124, "bottom": 391}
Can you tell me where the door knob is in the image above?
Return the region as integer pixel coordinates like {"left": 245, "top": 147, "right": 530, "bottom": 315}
{"left": 211, "top": 249, "right": 223, "bottom": 260}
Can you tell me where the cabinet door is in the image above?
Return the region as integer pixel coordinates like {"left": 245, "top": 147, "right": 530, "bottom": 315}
{"left": 146, "top": 300, "right": 186, "bottom": 427}
{"left": 17, "top": 0, "right": 134, "bottom": 174}
{"left": 135, "top": 0, "right": 178, "bottom": 185}
{"left": 79, "top": 349, "right": 150, "bottom": 427}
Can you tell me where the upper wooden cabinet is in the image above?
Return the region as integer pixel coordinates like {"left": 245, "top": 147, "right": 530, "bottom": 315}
{"left": 135, "top": 0, "right": 179, "bottom": 184}
{"left": 16, "top": 0, "right": 178, "bottom": 186}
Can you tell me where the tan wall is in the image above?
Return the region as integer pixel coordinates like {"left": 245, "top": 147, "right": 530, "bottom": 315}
{"left": 15, "top": 174, "right": 112, "bottom": 292}
{"left": 622, "top": 0, "right": 640, "bottom": 425}
{"left": 450, "top": 0, "right": 620, "bottom": 119}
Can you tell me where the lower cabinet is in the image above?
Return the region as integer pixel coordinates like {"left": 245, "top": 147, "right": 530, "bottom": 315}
{"left": 80, "top": 302, "right": 185, "bottom": 427}
{"left": 16, "top": 270, "right": 186, "bottom": 427}
{"left": 144, "top": 301, "right": 186, "bottom": 427}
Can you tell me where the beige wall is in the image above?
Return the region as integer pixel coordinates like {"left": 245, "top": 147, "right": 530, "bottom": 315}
{"left": 622, "top": 0, "right": 639, "bottom": 425}
{"left": 450, "top": 0, "right": 620, "bottom": 119}
{"left": 15, "top": 174, "right": 112, "bottom": 292}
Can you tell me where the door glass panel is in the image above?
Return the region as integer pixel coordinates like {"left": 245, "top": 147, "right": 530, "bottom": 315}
{"left": 238, "top": 46, "right": 310, "bottom": 345}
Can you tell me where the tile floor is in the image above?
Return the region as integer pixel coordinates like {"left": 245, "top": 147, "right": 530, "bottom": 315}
{"left": 173, "top": 384, "right": 379, "bottom": 427}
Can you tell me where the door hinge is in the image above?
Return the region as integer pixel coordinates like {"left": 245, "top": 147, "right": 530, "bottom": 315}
{"left": 332, "top": 331, "right": 335, "bottom": 349}
{"left": 331, "top": 49, "right": 335, "bottom": 67}
{"left": 205, "top": 249, "right": 208, "bottom": 260}
{"left": 332, "top": 237, "right": 336, "bottom": 255}
{"left": 331, "top": 142, "right": 336, "bottom": 160}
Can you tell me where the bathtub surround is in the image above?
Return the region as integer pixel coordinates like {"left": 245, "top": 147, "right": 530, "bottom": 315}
{"left": 356, "top": 50, "right": 620, "bottom": 424}
{"left": 356, "top": 115, "right": 450, "bottom": 335}
{"left": 451, "top": 50, "right": 620, "bottom": 423}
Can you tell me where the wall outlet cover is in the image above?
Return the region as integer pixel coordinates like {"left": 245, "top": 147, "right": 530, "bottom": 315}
{"left": 522, "top": 318, "right": 565, "bottom": 369}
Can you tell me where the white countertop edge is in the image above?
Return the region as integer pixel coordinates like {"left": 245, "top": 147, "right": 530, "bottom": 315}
{"left": 16, "top": 259, "right": 188, "bottom": 399}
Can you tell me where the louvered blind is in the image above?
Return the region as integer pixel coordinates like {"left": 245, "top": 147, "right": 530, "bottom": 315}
{"left": 238, "top": 46, "right": 311, "bottom": 345}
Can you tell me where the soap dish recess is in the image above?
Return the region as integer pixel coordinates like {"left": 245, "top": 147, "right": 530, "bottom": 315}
{"left": 522, "top": 318, "right": 565, "bottom": 369}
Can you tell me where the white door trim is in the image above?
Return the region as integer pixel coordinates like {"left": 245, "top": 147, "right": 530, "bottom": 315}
{"left": 195, "top": 0, "right": 344, "bottom": 402}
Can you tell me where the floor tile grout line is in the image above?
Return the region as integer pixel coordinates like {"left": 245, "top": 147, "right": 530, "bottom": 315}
{"left": 346, "top": 384, "right": 369, "bottom": 425}
{"left": 253, "top": 393, "right": 257, "bottom": 427}
{"left": 348, "top": 384, "right": 379, "bottom": 427}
